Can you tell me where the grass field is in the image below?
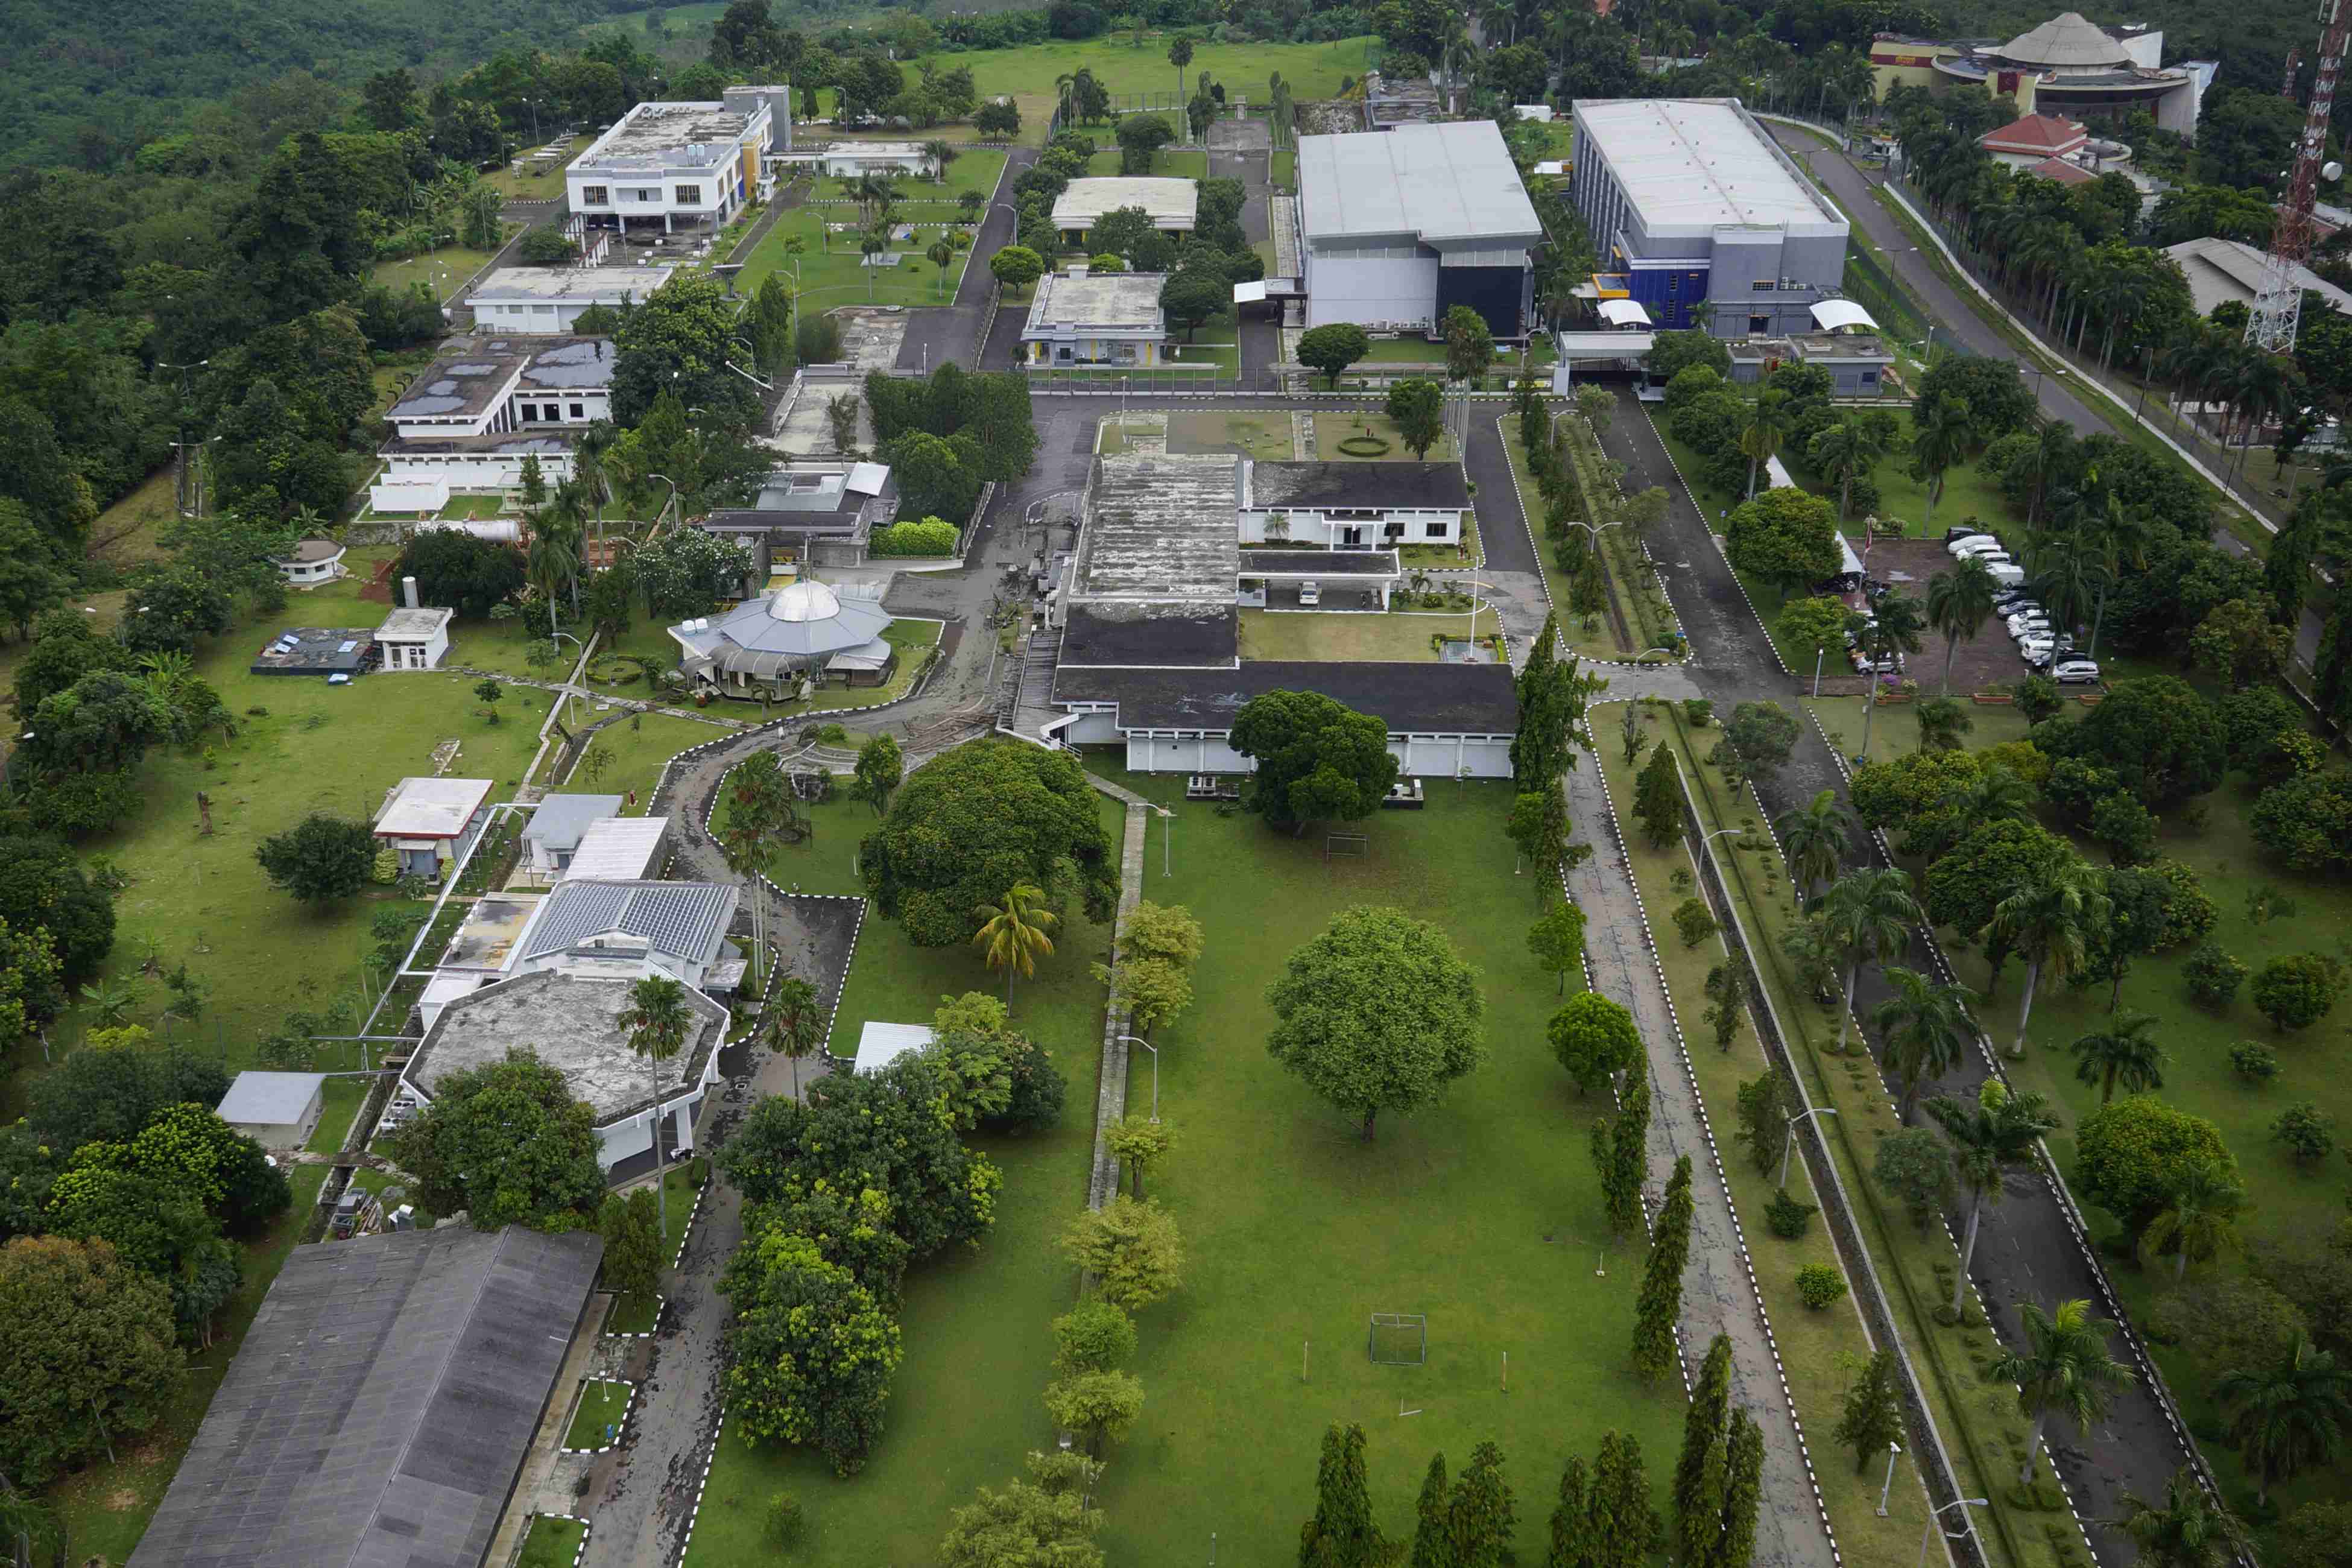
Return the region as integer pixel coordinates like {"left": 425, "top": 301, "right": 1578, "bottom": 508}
{"left": 485, "top": 137, "right": 587, "bottom": 203}
{"left": 1073, "top": 770, "right": 1683, "bottom": 1561}
{"left": 1081, "top": 145, "right": 1207, "bottom": 182}
{"left": 714, "top": 790, "right": 874, "bottom": 900}
{"left": 564, "top": 1380, "right": 636, "bottom": 1450}
{"left": 516, "top": 1513, "right": 589, "bottom": 1568}
{"left": 1236, "top": 608, "right": 1498, "bottom": 662}
{"left": 730, "top": 152, "right": 1005, "bottom": 306}
{"left": 371, "top": 238, "right": 513, "bottom": 302}
{"left": 681, "top": 797, "right": 1116, "bottom": 1568}
{"left": 1650, "top": 406, "right": 2015, "bottom": 543}
{"left": 1168, "top": 408, "right": 1295, "bottom": 459}
{"left": 1807, "top": 689, "right": 2352, "bottom": 1532}
{"left": 967, "top": 37, "right": 1376, "bottom": 141}
{"left": 1312, "top": 411, "right": 1455, "bottom": 462}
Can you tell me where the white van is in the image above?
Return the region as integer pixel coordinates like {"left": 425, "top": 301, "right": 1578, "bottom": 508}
{"left": 1985, "top": 562, "right": 2026, "bottom": 587}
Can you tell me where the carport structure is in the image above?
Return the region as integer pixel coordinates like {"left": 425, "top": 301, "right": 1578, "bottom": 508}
{"left": 1239, "top": 548, "right": 1402, "bottom": 609}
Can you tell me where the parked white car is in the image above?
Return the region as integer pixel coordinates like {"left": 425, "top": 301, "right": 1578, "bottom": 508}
{"left": 1298, "top": 581, "right": 1320, "bottom": 606}
{"left": 2019, "top": 637, "right": 2057, "bottom": 666}
{"left": 2007, "top": 614, "right": 2051, "bottom": 638}
{"left": 1950, "top": 536, "right": 2006, "bottom": 558}
{"left": 2052, "top": 658, "right": 2101, "bottom": 684}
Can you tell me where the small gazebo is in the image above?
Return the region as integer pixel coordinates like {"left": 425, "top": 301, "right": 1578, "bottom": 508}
{"left": 668, "top": 579, "right": 893, "bottom": 697}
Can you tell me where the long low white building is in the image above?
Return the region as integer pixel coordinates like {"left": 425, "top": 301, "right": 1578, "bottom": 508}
{"left": 1051, "top": 176, "right": 1198, "bottom": 239}
{"left": 468, "top": 265, "right": 677, "bottom": 333}
{"left": 371, "top": 337, "right": 615, "bottom": 511}
{"left": 1237, "top": 460, "right": 1470, "bottom": 549}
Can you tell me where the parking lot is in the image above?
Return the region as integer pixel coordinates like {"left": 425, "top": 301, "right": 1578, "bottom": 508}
{"left": 1862, "top": 536, "right": 2090, "bottom": 692}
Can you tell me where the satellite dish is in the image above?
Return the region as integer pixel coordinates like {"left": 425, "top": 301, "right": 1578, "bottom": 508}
{"left": 2327, "top": 160, "right": 2345, "bottom": 182}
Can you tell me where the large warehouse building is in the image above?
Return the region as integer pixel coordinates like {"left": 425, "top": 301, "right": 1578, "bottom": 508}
{"left": 1296, "top": 121, "right": 1543, "bottom": 340}
{"left": 1569, "top": 98, "right": 1850, "bottom": 337}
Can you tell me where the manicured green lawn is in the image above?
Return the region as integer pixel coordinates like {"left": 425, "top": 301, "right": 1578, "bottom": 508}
{"left": 1805, "top": 694, "right": 2037, "bottom": 764}
{"left": 516, "top": 1513, "right": 589, "bottom": 1568}
{"left": 681, "top": 796, "right": 1116, "bottom": 1568}
{"left": 816, "top": 147, "right": 1009, "bottom": 206}
{"left": 1649, "top": 406, "right": 2017, "bottom": 543}
{"left": 1073, "top": 770, "right": 1684, "bottom": 1560}
{"left": 717, "top": 791, "right": 875, "bottom": 900}
{"left": 1312, "top": 411, "right": 1455, "bottom": 462}
{"left": 564, "top": 1379, "right": 634, "bottom": 1450}
{"left": 371, "top": 239, "right": 512, "bottom": 302}
{"left": 1272, "top": 148, "right": 1296, "bottom": 191}
{"left": 485, "top": 137, "right": 586, "bottom": 203}
{"left": 1815, "top": 688, "right": 2352, "bottom": 1532}
{"left": 970, "top": 37, "right": 1375, "bottom": 141}
{"left": 1236, "top": 607, "right": 1499, "bottom": 662}
{"left": 728, "top": 166, "right": 1001, "bottom": 309}
{"left": 568, "top": 711, "right": 735, "bottom": 805}
{"left": 1168, "top": 409, "right": 1296, "bottom": 459}
{"left": 1354, "top": 339, "right": 1447, "bottom": 364}
{"left": 1080, "top": 146, "right": 1206, "bottom": 181}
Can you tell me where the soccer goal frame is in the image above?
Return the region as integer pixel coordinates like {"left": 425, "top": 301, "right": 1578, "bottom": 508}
{"left": 1368, "top": 1312, "right": 1427, "bottom": 1365}
{"left": 1325, "top": 832, "right": 1369, "bottom": 859}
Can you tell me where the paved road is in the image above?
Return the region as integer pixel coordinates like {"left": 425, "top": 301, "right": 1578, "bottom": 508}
{"left": 896, "top": 147, "right": 1034, "bottom": 373}
{"left": 1208, "top": 119, "right": 1283, "bottom": 377}
{"left": 1768, "top": 122, "right": 2326, "bottom": 669}
{"left": 1564, "top": 753, "right": 1834, "bottom": 1568}
{"left": 1609, "top": 384, "right": 2193, "bottom": 1563}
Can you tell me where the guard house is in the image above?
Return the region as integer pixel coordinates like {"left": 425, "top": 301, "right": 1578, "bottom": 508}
{"left": 1023, "top": 270, "right": 1172, "bottom": 368}
{"left": 1238, "top": 460, "right": 1472, "bottom": 551}
{"left": 215, "top": 1072, "right": 326, "bottom": 1146}
{"left": 373, "top": 777, "right": 494, "bottom": 880}
{"left": 274, "top": 539, "right": 346, "bottom": 586}
{"left": 375, "top": 606, "right": 453, "bottom": 671}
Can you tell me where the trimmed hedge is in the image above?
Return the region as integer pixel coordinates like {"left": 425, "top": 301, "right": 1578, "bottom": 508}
{"left": 871, "top": 517, "right": 959, "bottom": 557}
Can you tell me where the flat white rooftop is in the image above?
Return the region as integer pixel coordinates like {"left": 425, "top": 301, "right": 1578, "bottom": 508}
{"left": 1573, "top": 100, "right": 1845, "bottom": 235}
{"left": 854, "top": 1021, "right": 935, "bottom": 1075}
{"left": 471, "top": 265, "right": 678, "bottom": 303}
{"left": 1297, "top": 121, "right": 1541, "bottom": 247}
{"left": 1051, "top": 177, "right": 1200, "bottom": 231}
{"left": 1025, "top": 271, "right": 1169, "bottom": 334}
{"left": 375, "top": 777, "right": 493, "bottom": 839}
{"left": 574, "top": 101, "right": 756, "bottom": 173}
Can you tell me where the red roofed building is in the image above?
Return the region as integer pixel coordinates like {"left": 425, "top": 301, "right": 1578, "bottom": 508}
{"left": 2023, "top": 156, "right": 2098, "bottom": 187}
{"left": 1979, "top": 113, "right": 2088, "bottom": 165}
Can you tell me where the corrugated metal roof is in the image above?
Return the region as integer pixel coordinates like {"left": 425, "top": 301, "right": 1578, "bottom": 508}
{"left": 1573, "top": 99, "right": 1845, "bottom": 235}
{"left": 216, "top": 1071, "right": 324, "bottom": 1125}
{"left": 1297, "top": 121, "right": 1541, "bottom": 246}
{"left": 522, "top": 793, "right": 625, "bottom": 852}
{"left": 566, "top": 817, "right": 672, "bottom": 882}
{"left": 127, "top": 1226, "right": 602, "bottom": 1568}
{"left": 522, "top": 879, "right": 736, "bottom": 965}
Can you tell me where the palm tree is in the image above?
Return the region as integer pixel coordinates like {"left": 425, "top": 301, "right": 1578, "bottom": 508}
{"left": 2140, "top": 1159, "right": 2244, "bottom": 1282}
{"left": 1819, "top": 867, "right": 1920, "bottom": 1055}
{"left": 2105, "top": 1467, "right": 2247, "bottom": 1568}
{"left": 923, "top": 139, "right": 955, "bottom": 183}
{"left": 973, "top": 884, "right": 1058, "bottom": 1004}
{"left": 78, "top": 979, "right": 137, "bottom": 1026}
{"left": 1738, "top": 388, "right": 1795, "bottom": 498}
{"left": 1927, "top": 557, "right": 1999, "bottom": 695}
{"left": 1774, "top": 789, "right": 1850, "bottom": 901}
{"left": 2025, "top": 525, "right": 2105, "bottom": 643}
{"left": 1807, "top": 414, "right": 1891, "bottom": 525}
{"left": 2067, "top": 1010, "right": 2164, "bottom": 1103}
{"left": 1926, "top": 1083, "right": 2061, "bottom": 1313}
{"left": 618, "top": 973, "right": 695, "bottom": 1240}
{"left": 716, "top": 817, "right": 771, "bottom": 979}
{"left": 2014, "top": 418, "right": 2075, "bottom": 530}
{"left": 1985, "top": 871, "right": 2108, "bottom": 1059}
{"left": 525, "top": 515, "right": 578, "bottom": 637}
{"left": 1914, "top": 695, "right": 1973, "bottom": 753}
{"left": 1907, "top": 395, "right": 1977, "bottom": 532}
{"left": 2085, "top": 493, "right": 2149, "bottom": 660}
{"left": 926, "top": 237, "right": 956, "bottom": 299}
{"left": 2216, "top": 1336, "right": 2352, "bottom": 1504}
{"left": 760, "top": 974, "right": 826, "bottom": 1098}
{"left": 1871, "top": 966, "right": 1978, "bottom": 1123}
{"left": 1991, "top": 1298, "right": 2130, "bottom": 1484}
{"left": 1941, "top": 763, "right": 2035, "bottom": 828}
{"left": 859, "top": 226, "right": 888, "bottom": 300}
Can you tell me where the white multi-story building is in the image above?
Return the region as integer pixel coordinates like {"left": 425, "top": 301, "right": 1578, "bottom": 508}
{"left": 467, "top": 264, "right": 677, "bottom": 333}
{"left": 568, "top": 88, "right": 787, "bottom": 238}
{"left": 370, "top": 337, "right": 615, "bottom": 512}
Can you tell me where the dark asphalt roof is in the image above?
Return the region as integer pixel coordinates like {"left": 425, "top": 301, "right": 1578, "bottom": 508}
{"left": 1060, "top": 604, "right": 1239, "bottom": 669}
{"left": 1248, "top": 461, "right": 1470, "bottom": 511}
{"left": 1241, "top": 549, "right": 1402, "bottom": 577}
{"left": 128, "top": 1225, "right": 602, "bottom": 1568}
{"left": 1053, "top": 660, "right": 1518, "bottom": 734}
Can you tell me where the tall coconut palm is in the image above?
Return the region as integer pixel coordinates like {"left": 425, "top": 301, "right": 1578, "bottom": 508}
{"left": 1927, "top": 556, "right": 1999, "bottom": 696}
{"left": 1941, "top": 762, "right": 2037, "bottom": 827}
{"left": 2067, "top": 1010, "right": 2165, "bottom": 1103}
{"left": 1985, "top": 871, "right": 2108, "bottom": 1059}
{"left": 973, "top": 883, "right": 1058, "bottom": 1004}
{"left": 1774, "top": 789, "right": 1850, "bottom": 901}
{"left": 1991, "top": 1298, "right": 2130, "bottom": 1484}
{"left": 927, "top": 237, "right": 956, "bottom": 299}
{"left": 2105, "top": 1467, "right": 2247, "bottom": 1568}
{"left": 1908, "top": 394, "right": 1977, "bottom": 532}
{"left": 1872, "top": 966, "right": 1978, "bottom": 1122}
{"left": 760, "top": 974, "right": 826, "bottom": 1098}
{"left": 1807, "top": 414, "right": 1891, "bottom": 525}
{"left": 525, "top": 515, "right": 578, "bottom": 637}
{"left": 2084, "top": 493, "right": 2149, "bottom": 660}
{"left": 1738, "top": 388, "right": 1795, "bottom": 498}
{"left": 1926, "top": 1083, "right": 2061, "bottom": 1313}
{"left": 923, "top": 139, "right": 955, "bottom": 183}
{"left": 2140, "top": 1159, "right": 2244, "bottom": 1282}
{"left": 2025, "top": 525, "right": 2105, "bottom": 643}
{"left": 2014, "top": 419, "right": 2075, "bottom": 529}
{"left": 1819, "top": 867, "right": 1921, "bottom": 1055}
{"left": 618, "top": 973, "right": 695, "bottom": 1239}
{"left": 716, "top": 818, "right": 771, "bottom": 982}
{"left": 2215, "top": 1336, "right": 2352, "bottom": 1504}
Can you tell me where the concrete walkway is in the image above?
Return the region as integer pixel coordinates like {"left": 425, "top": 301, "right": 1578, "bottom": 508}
{"left": 1561, "top": 754, "right": 1841, "bottom": 1568}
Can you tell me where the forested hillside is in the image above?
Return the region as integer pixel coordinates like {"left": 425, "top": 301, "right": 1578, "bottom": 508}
{"left": 0, "top": 0, "right": 643, "bottom": 169}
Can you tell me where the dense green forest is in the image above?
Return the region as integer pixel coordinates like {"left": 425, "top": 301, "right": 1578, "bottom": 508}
{"left": 0, "top": 0, "right": 650, "bottom": 169}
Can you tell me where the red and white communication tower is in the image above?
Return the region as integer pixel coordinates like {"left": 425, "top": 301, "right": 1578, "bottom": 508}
{"left": 2248, "top": 0, "right": 2352, "bottom": 353}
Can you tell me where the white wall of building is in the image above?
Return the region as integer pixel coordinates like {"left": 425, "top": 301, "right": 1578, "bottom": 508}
{"left": 1238, "top": 507, "right": 1465, "bottom": 546}
{"left": 384, "top": 452, "right": 578, "bottom": 490}
{"left": 513, "top": 390, "right": 613, "bottom": 425}
{"left": 1303, "top": 251, "right": 1441, "bottom": 333}
{"left": 474, "top": 300, "right": 606, "bottom": 334}
{"left": 592, "top": 1052, "right": 722, "bottom": 1168}
{"left": 1113, "top": 731, "right": 1511, "bottom": 778}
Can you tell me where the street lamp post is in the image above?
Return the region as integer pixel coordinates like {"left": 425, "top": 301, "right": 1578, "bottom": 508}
{"left": 1877, "top": 1442, "right": 1902, "bottom": 1516}
{"left": 644, "top": 472, "right": 680, "bottom": 535}
{"left": 1814, "top": 645, "right": 1826, "bottom": 698}
{"left": 1778, "top": 1106, "right": 1839, "bottom": 1189}
{"left": 1115, "top": 1034, "right": 1159, "bottom": 1121}
{"left": 1920, "top": 1498, "right": 1990, "bottom": 1568}
{"left": 1153, "top": 804, "right": 1174, "bottom": 877}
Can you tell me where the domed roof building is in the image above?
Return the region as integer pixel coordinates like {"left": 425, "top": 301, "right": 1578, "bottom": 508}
{"left": 668, "top": 578, "right": 896, "bottom": 694}
{"left": 1869, "top": 11, "right": 2213, "bottom": 136}
{"left": 1995, "top": 13, "right": 2131, "bottom": 69}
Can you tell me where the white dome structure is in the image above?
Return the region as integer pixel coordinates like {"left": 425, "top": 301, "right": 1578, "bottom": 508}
{"left": 766, "top": 580, "right": 843, "bottom": 622}
{"left": 1997, "top": 13, "right": 2129, "bottom": 69}
{"left": 668, "top": 579, "right": 894, "bottom": 689}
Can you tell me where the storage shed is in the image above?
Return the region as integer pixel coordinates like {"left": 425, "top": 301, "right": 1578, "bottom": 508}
{"left": 216, "top": 1071, "right": 327, "bottom": 1146}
